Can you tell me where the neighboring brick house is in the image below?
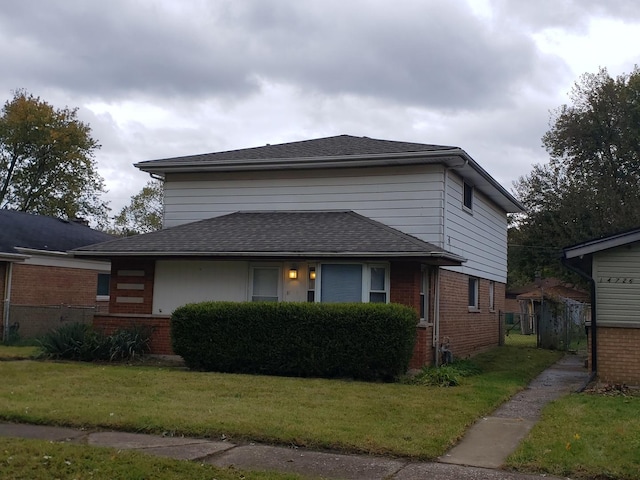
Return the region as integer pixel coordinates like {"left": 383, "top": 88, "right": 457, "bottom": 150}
{"left": 563, "top": 228, "right": 640, "bottom": 385}
{"left": 74, "top": 135, "right": 523, "bottom": 368}
{"left": 0, "top": 210, "right": 112, "bottom": 340}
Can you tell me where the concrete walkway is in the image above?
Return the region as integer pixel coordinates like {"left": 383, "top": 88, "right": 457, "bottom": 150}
{"left": 439, "top": 354, "right": 589, "bottom": 469}
{"left": 0, "top": 355, "right": 589, "bottom": 480}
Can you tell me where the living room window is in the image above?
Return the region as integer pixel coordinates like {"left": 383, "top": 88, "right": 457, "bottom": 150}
{"left": 318, "top": 263, "right": 388, "bottom": 303}
{"left": 468, "top": 276, "right": 479, "bottom": 311}
{"left": 251, "top": 266, "right": 280, "bottom": 302}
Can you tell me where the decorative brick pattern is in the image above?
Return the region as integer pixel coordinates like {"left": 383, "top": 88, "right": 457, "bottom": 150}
{"left": 589, "top": 326, "right": 640, "bottom": 385}
{"left": 108, "top": 259, "right": 155, "bottom": 314}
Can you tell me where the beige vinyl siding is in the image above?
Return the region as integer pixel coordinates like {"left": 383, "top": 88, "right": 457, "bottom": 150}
{"left": 593, "top": 243, "right": 640, "bottom": 326}
{"left": 164, "top": 165, "right": 447, "bottom": 247}
{"left": 443, "top": 171, "right": 508, "bottom": 283}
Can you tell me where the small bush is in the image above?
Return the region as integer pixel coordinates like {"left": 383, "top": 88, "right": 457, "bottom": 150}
{"left": 407, "top": 359, "right": 483, "bottom": 387}
{"left": 38, "top": 323, "right": 151, "bottom": 362}
{"left": 171, "top": 302, "right": 417, "bottom": 381}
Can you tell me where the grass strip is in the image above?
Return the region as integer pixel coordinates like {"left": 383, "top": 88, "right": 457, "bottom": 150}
{"left": 0, "top": 345, "right": 562, "bottom": 459}
{"left": 0, "top": 437, "right": 304, "bottom": 480}
{"left": 506, "top": 393, "right": 640, "bottom": 480}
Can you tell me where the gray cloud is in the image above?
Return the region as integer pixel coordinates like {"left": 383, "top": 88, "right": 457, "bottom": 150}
{"left": 0, "top": 0, "right": 562, "bottom": 110}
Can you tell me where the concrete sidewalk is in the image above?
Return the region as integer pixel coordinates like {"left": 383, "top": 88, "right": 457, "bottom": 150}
{"left": 0, "top": 355, "right": 589, "bottom": 480}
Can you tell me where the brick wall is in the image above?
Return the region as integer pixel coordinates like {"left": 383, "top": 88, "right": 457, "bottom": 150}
{"left": 390, "top": 261, "right": 435, "bottom": 368}
{"left": 94, "top": 314, "right": 173, "bottom": 355}
{"left": 589, "top": 326, "right": 640, "bottom": 385}
{"left": 11, "top": 264, "right": 99, "bottom": 306}
{"left": 438, "top": 269, "right": 504, "bottom": 360}
{"left": 108, "top": 259, "right": 155, "bottom": 314}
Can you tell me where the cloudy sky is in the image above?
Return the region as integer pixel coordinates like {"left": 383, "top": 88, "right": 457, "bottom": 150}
{"left": 1, "top": 0, "right": 639, "bottom": 215}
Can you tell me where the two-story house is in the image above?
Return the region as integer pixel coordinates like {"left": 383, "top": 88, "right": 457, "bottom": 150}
{"left": 74, "top": 135, "right": 523, "bottom": 368}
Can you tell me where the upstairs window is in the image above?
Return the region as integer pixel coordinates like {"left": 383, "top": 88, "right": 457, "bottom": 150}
{"left": 463, "top": 181, "right": 473, "bottom": 211}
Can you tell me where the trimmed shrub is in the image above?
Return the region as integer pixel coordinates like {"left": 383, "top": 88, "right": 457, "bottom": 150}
{"left": 171, "top": 302, "right": 417, "bottom": 381}
{"left": 38, "top": 323, "right": 151, "bottom": 362}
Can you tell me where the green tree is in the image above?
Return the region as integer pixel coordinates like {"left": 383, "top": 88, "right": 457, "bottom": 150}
{"left": 113, "top": 179, "right": 163, "bottom": 235}
{"left": 510, "top": 67, "right": 640, "bottom": 285}
{"left": 0, "top": 90, "right": 108, "bottom": 225}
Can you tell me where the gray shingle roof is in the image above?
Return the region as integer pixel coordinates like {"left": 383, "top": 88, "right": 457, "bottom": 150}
{"left": 0, "top": 209, "right": 114, "bottom": 255}
{"left": 136, "top": 135, "right": 456, "bottom": 168}
{"left": 73, "top": 211, "right": 464, "bottom": 264}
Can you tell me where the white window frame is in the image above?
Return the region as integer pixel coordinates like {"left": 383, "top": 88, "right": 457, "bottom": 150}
{"left": 96, "top": 272, "right": 110, "bottom": 301}
{"left": 420, "top": 267, "right": 429, "bottom": 322}
{"left": 489, "top": 280, "right": 495, "bottom": 312}
{"left": 249, "top": 265, "right": 282, "bottom": 302}
{"left": 315, "top": 262, "right": 389, "bottom": 304}
{"left": 468, "top": 276, "right": 479, "bottom": 312}
{"left": 463, "top": 181, "right": 474, "bottom": 212}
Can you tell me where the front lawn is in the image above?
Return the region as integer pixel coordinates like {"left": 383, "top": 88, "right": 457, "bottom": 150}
{"left": 0, "top": 437, "right": 303, "bottom": 480}
{"left": 0, "top": 345, "right": 562, "bottom": 459}
{"left": 507, "top": 392, "right": 640, "bottom": 479}
{"left": 0, "top": 345, "right": 39, "bottom": 359}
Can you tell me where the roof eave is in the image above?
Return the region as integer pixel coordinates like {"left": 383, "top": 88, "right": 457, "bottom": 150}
{"left": 72, "top": 250, "right": 466, "bottom": 265}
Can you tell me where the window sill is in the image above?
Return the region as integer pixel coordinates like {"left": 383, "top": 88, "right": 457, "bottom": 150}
{"left": 468, "top": 307, "right": 481, "bottom": 313}
{"left": 96, "top": 295, "right": 110, "bottom": 302}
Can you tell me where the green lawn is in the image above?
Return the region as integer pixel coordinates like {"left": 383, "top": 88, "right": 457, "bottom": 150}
{"left": 0, "top": 437, "right": 304, "bottom": 480}
{"left": 0, "top": 345, "right": 561, "bottom": 459}
{"left": 504, "top": 331, "right": 537, "bottom": 347}
{"left": 507, "top": 393, "right": 640, "bottom": 479}
{"left": 0, "top": 345, "right": 39, "bottom": 359}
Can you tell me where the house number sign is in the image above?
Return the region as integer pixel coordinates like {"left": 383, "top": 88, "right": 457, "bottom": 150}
{"left": 597, "top": 277, "right": 634, "bottom": 284}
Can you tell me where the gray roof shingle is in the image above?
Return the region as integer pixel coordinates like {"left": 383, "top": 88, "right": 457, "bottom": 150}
{"left": 0, "top": 210, "right": 114, "bottom": 255}
{"left": 136, "top": 135, "right": 456, "bottom": 168}
{"left": 73, "top": 211, "right": 464, "bottom": 264}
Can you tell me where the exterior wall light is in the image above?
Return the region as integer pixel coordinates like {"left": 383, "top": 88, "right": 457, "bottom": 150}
{"left": 288, "top": 268, "right": 298, "bottom": 279}
{"left": 309, "top": 270, "right": 316, "bottom": 280}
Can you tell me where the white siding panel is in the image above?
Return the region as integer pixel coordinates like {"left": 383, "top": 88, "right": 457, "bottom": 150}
{"left": 443, "top": 172, "right": 508, "bottom": 282}
{"left": 594, "top": 243, "right": 640, "bottom": 325}
{"left": 153, "top": 260, "right": 249, "bottom": 315}
{"left": 164, "top": 166, "right": 447, "bottom": 247}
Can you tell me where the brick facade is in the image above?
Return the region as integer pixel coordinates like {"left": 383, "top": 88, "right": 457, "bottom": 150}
{"left": 438, "top": 269, "right": 505, "bottom": 360}
{"left": 94, "top": 314, "right": 173, "bottom": 355}
{"left": 588, "top": 326, "right": 640, "bottom": 385}
{"left": 11, "top": 264, "right": 99, "bottom": 306}
{"left": 95, "top": 260, "right": 505, "bottom": 370}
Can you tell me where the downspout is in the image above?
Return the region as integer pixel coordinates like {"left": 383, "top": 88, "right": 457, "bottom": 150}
{"left": 561, "top": 255, "right": 597, "bottom": 375}
{"left": 3, "top": 262, "right": 13, "bottom": 342}
{"left": 434, "top": 159, "right": 468, "bottom": 365}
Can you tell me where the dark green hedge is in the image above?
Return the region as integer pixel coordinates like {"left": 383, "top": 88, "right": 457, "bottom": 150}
{"left": 171, "top": 302, "right": 417, "bottom": 381}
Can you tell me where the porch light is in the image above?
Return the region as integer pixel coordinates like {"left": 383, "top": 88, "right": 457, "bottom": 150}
{"left": 309, "top": 270, "right": 316, "bottom": 280}
{"left": 288, "top": 268, "right": 298, "bottom": 279}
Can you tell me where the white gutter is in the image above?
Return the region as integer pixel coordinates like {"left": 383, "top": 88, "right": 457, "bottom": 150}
{"left": 72, "top": 250, "right": 467, "bottom": 263}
